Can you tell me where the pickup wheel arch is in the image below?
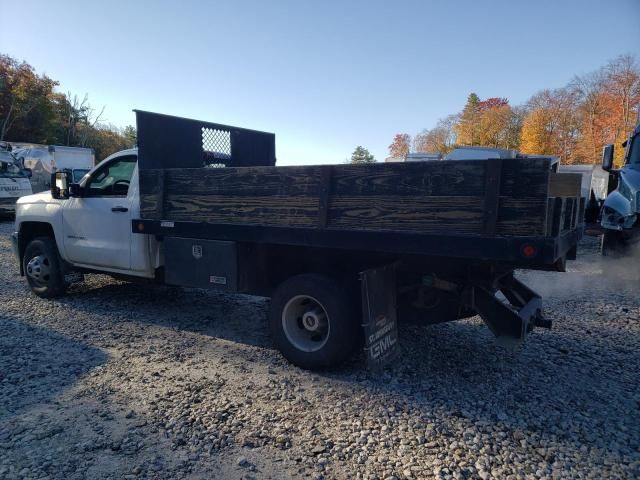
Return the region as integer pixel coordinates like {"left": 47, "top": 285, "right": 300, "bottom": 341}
{"left": 18, "top": 222, "right": 56, "bottom": 275}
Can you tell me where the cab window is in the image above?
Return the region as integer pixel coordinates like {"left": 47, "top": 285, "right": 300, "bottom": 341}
{"left": 84, "top": 156, "right": 136, "bottom": 197}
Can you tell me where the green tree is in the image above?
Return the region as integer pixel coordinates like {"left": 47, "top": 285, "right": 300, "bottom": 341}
{"left": 350, "top": 145, "right": 375, "bottom": 163}
{"left": 123, "top": 125, "right": 137, "bottom": 148}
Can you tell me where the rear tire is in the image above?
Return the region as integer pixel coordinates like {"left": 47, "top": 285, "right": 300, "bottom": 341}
{"left": 23, "top": 237, "right": 66, "bottom": 298}
{"left": 269, "top": 273, "right": 360, "bottom": 369}
{"left": 601, "top": 230, "right": 624, "bottom": 257}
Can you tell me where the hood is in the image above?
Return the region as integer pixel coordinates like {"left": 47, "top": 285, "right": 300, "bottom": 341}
{"left": 16, "top": 191, "right": 53, "bottom": 205}
{"left": 617, "top": 165, "right": 640, "bottom": 213}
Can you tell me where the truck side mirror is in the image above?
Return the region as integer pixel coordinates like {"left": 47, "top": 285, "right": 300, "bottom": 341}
{"left": 51, "top": 171, "right": 71, "bottom": 199}
{"left": 602, "top": 144, "right": 614, "bottom": 171}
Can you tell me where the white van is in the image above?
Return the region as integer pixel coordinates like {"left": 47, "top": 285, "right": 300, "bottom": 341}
{"left": 0, "top": 149, "right": 33, "bottom": 216}
{"left": 15, "top": 145, "right": 95, "bottom": 193}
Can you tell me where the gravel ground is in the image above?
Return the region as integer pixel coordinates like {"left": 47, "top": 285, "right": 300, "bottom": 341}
{"left": 1, "top": 220, "right": 639, "bottom": 480}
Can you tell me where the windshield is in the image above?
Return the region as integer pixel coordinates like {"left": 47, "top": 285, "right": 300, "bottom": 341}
{"left": 72, "top": 168, "right": 90, "bottom": 183}
{"left": 628, "top": 133, "right": 640, "bottom": 165}
{"left": 0, "top": 151, "right": 26, "bottom": 178}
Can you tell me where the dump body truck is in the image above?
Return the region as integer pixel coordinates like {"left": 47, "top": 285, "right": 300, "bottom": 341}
{"left": 12, "top": 111, "right": 585, "bottom": 369}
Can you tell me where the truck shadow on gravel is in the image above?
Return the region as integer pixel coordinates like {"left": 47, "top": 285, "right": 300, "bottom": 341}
{"left": 0, "top": 316, "right": 109, "bottom": 422}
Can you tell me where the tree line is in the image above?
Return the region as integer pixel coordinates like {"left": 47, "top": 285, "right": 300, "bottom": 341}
{"left": 0, "top": 54, "right": 136, "bottom": 161}
{"left": 387, "top": 54, "right": 640, "bottom": 166}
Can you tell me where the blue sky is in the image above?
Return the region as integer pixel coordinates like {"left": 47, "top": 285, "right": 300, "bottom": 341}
{"left": 2, "top": 0, "right": 639, "bottom": 164}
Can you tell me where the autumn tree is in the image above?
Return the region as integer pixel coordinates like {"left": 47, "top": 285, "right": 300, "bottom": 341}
{"left": 520, "top": 88, "right": 580, "bottom": 162}
{"left": 0, "top": 54, "right": 58, "bottom": 141}
{"left": 350, "top": 145, "right": 375, "bottom": 164}
{"left": 477, "top": 98, "right": 512, "bottom": 148}
{"left": 388, "top": 133, "right": 411, "bottom": 159}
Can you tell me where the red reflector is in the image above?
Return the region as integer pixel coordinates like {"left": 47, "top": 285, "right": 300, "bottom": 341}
{"left": 521, "top": 244, "right": 536, "bottom": 258}
{"left": 137, "top": 223, "right": 145, "bottom": 231}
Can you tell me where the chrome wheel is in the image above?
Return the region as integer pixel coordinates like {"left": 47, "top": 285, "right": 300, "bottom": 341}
{"left": 282, "top": 295, "right": 330, "bottom": 352}
{"left": 26, "top": 254, "right": 51, "bottom": 287}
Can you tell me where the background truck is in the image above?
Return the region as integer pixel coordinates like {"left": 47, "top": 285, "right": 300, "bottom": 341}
{"left": 13, "top": 145, "right": 94, "bottom": 193}
{"left": 12, "top": 111, "right": 585, "bottom": 369}
{"left": 0, "top": 143, "right": 33, "bottom": 216}
{"left": 600, "top": 120, "right": 640, "bottom": 255}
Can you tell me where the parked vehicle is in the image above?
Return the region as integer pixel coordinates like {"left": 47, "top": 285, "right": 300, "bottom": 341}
{"left": 13, "top": 145, "right": 94, "bottom": 193}
{"left": 558, "top": 164, "right": 609, "bottom": 224}
{"left": 600, "top": 121, "right": 640, "bottom": 255}
{"left": 11, "top": 111, "right": 585, "bottom": 369}
{"left": 0, "top": 146, "right": 33, "bottom": 216}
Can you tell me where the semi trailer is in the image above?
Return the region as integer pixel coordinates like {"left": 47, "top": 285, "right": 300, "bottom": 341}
{"left": 12, "top": 111, "right": 585, "bottom": 369}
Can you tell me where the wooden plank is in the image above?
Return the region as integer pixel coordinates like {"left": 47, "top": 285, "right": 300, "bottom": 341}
{"left": 165, "top": 194, "right": 318, "bottom": 227}
{"left": 482, "top": 159, "right": 502, "bottom": 235}
{"left": 496, "top": 197, "right": 548, "bottom": 236}
{"left": 332, "top": 161, "right": 485, "bottom": 196}
{"left": 164, "top": 166, "right": 323, "bottom": 196}
{"left": 327, "top": 195, "right": 485, "bottom": 234}
{"left": 317, "top": 166, "right": 332, "bottom": 228}
{"left": 548, "top": 172, "right": 582, "bottom": 198}
{"left": 501, "top": 158, "right": 550, "bottom": 196}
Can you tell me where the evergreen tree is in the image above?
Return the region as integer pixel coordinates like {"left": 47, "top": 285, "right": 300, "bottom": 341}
{"left": 455, "top": 93, "right": 481, "bottom": 145}
{"left": 350, "top": 145, "right": 375, "bottom": 163}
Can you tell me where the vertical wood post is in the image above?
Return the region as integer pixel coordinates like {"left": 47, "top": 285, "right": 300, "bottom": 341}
{"left": 482, "top": 158, "right": 503, "bottom": 235}
{"left": 317, "top": 166, "right": 333, "bottom": 228}
{"left": 157, "top": 169, "right": 166, "bottom": 219}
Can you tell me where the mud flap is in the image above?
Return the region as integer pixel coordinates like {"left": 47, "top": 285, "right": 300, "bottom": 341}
{"left": 472, "top": 275, "right": 550, "bottom": 342}
{"left": 361, "top": 264, "right": 399, "bottom": 371}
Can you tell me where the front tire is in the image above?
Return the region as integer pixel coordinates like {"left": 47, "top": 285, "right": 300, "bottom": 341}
{"left": 23, "top": 237, "right": 66, "bottom": 298}
{"left": 601, "top": 230, "right": 624, "bottom": 257}
{"left": 269, "top": 273, "right": 360, "bottom": 369}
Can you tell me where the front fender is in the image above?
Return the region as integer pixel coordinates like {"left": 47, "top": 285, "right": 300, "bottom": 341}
{"left": 601, "top": 191, "right": 636, "bottom": 231}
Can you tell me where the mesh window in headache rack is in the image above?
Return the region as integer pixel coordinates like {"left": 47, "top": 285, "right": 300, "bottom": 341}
{"left": 202, "top": 127, "right": 231, "bottom": 168}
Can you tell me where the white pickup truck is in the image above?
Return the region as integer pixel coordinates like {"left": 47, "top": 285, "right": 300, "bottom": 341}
{"left": 12, "top": 149, "right": 158, "bottom": 297}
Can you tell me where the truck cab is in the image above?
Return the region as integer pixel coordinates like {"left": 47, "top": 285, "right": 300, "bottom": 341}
{"left": 600, "top": 122, "right": 640, "bottom": 255}
{"left": 13, "top": 149, "right": 159, "bottom": 296}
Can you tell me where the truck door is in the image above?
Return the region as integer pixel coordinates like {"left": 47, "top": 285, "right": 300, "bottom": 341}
{"left": 62, "top": 155, "right": 136, "bottom": 270}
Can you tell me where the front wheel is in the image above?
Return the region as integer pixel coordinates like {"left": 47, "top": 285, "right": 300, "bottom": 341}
{"left": 601, "top": 230, "right": 625, "bottom": 257}
{"left": 269, "top": 273, "right": 360, "bottom": 369}
{"left": 23, "top": 237, "right": 66, "bottom": 298}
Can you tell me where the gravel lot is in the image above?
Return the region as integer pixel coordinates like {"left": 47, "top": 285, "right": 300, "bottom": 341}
{"left": 1, "top": 220, "right": 639, "bottom": 480}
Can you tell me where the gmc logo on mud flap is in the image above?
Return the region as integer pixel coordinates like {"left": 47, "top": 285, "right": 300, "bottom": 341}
{"left": 370, "top": 334, "right": 397, "bottom": 360}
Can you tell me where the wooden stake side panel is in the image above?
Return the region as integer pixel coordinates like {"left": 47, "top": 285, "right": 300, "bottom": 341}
{"left": 139, "top": 159, "right": 552, "bottom": 236}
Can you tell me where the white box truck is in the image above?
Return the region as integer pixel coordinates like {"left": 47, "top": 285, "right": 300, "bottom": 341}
{"left": 14, "top": 145, "right": 94, "bottom": 193}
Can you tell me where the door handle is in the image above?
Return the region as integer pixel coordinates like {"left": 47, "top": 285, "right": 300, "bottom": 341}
{"left": 111, "top": 206, "right": 128, "bottom": 212}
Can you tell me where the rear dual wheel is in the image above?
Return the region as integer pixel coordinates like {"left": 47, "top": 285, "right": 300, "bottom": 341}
{"left": 269, "top": 274, "right": 360, "bottom": 369}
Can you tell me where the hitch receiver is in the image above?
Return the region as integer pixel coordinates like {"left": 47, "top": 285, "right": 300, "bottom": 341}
{"left": 472, "top": 275, "right": 550, "bottom": 342}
